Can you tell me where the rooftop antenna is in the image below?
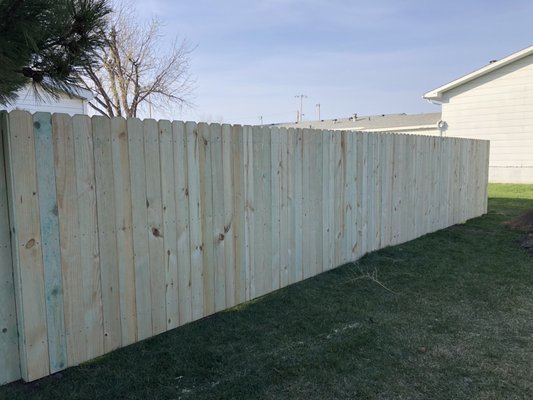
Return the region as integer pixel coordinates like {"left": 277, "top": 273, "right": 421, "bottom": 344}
{"left": 295, "top": 94, "right": 307, "bottom": 122}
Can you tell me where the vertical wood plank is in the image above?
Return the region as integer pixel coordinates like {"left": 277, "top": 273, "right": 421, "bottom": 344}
{"left": 322, "top": 130, "right": 335, "bottom": 271}
{"left": 279, "top": 128, "right": 290, "bottom": 284}
{"left": 231, "top": 125, "right": 247, "bottom": 304}
{"left": 0, "top": 112, "right": 21, "bottom": 384}
{"left": 92, "top": 116, "right": 121, "bottom": 352}
{"left": 243, "top": 125, "right": 255, "bottom": 298}
{"left": 33, "top": 113, "right": 67, "bottom": 373}
{"left": 186, "top": 122, "right": 204, "bottom": 319}
{"left": 72, "top": 115, "right": 103, "bottom": 360}
{"left": 402, "top": 135, "right": 415, "bottom": 242}
{"left": 222, "top": 124, "right": 236, "bottom": 307}
{"left": 53, "top": 114, "right": 85, "bottom": 366}
{"left": 380, "top": 134, "right": 393, "bottom": 248}
{"left": 4, "top": 110, "right": 50, "bottom": 381}
{"left": 252, "top": 126, "right": 272, "bottom": 297}
{"left": 371, "top": 134, "right": 382, "bottom": 251}
{"left": 172, "top": 121, "right": 192, "bottom": 325}
{"left": 309, "top": 130, "right": 323, "bottom": 276}
{"left": 391, "top": 134, "right": 404, "bottom": 245}
{"left": 111, "top": 117, "right": 137, "bottom": 344}
{"left": 143, "top": 119, "right": 166, "bottom": 335}
{"left": 431, "top": 137, "right": 442, "bottom": 231}
{"left": 439, "top": 137, "right": 450, "bottom": 229}
{"left": 127, "top": 118, "right": 152, "bottom": 340}
{"left": 345, "top": 130, "right": 355, "bottom": 262}
{"left": 286, "top": 128, "right": 296, "bottom": 284}
{"left": 333, "top": 131, "right": 345, "bottom": 265}
{"left": 301, "top": 129, "right": 312, "bottom": 279}
{"left": 210, "top": 123, "right": 226, "bottom": 312}
{"left": 198, "top": 122, "right": 215, "bottom": 315}
{"left": 414, "top": 136, "right": 424, "bottom": 237}
{"left": 270, "top": 127, "right": 281, "bottom": 290}
{"left": 355, "top": 132, "right": 366, "bottom": 258}
{"left": 292, "top": 129, "right": 303, "bottom": 282}
{"left": 159, "top": 119, "right": 179, "bottom": 329}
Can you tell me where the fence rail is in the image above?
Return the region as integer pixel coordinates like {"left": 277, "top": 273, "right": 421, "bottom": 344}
{"left": 0, "top": 111, "right": 489, "bottom": 383}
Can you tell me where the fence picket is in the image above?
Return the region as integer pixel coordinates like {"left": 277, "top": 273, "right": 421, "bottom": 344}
{"left": 92, "top": 116, "right": 121, "bottom": 352}
{"left": 159, "top": 119, "right": 179, "bottom": 329}
{"left": 173, "top": 121, "right": 192, "bottom": 325}
{"left": 73, "top": 115, "right": 104, "bottom": 360}
{"left": 111, "top": 117, "right": 137, "bottom": 345}
{"left": 0, "top": 113, "right": 20, "bottom": 385}
{"left": 127, "top": 118, "right": 152, "bottom": 340}
{"left": 34, "top": 113, "right": 67, "bottom": 373}
{"left": 4, "top": 111, "right": 50, "bottom": 381}
{"left": 143, "top": 119, "right": 166, "bottom": 335}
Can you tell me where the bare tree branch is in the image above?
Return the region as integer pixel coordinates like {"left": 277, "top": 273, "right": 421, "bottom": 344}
{"left": 78, "top": 2, "right": 194, "bottom": 118}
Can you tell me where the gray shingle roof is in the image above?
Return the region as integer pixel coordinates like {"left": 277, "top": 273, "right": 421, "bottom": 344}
{"left": 276, "top": 112, "right": 442, "bottom": 131}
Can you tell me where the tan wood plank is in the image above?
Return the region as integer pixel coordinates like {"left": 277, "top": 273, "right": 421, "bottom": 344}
{"left": 222, "top": 124, "right": 236, "bottom": 307}
{"left": 127, "top": 118, "right": 152, "bottom": 340}
{"left": 198, "top": 123, "right": 215, "bottom": 315}
{"left": 143, "top": 119, "right": 166, "bottom": 335}
{"left": 210, "top": 123, "right": 226, "bottom": 312}
{"left": 172, "top": 121, "right": 192, "bottom": 325}
{"left": 301, "top": 129, "right": 312, "bottom": 278}
{"left": 72, "top": 115, "right": 104, "bottom": 360}
{"left": 159, "top": 119, "right": 179, "bottom": 329}
{"left": 52, "top": 113, "right": 85, "bottom": 366}
{"left": 4, "top": 110, "right": 50, "bottom": 381}
{"left": 231, "top": 125, "right": 246, "bottom": 304}
{"left": 0, "top": 112, "right": 21, "bottom": 384}
{"left": 322, "top": 130, "right": 335, "bottom": 271}
{"left": 186, "top": 122, "right": 204, "bottom": 319}
{"left": 279, "top": 128, "right": 290, "bottom": 284}
{"left": 111, "top": 117, "right": 137, "bottom": 344}
{"left": 33, "top": 113, "right": 67, "bottom": 373}
{"left": 309, "top": 130, "right": 323, "bottom": 276}
{"left": 286, "top": 128, "right": 296, "bottom": 284}
{"left": 243, "top": 125, "right": 255, "bottom": 299}
{"left": 293, "top": 129, "right": 303, "bottom": 281}
{"left": 333, "top": 131, "right": 345, "bottom": 265}
{"left": 92, "top": 116, "right": 122, "bottom": 352}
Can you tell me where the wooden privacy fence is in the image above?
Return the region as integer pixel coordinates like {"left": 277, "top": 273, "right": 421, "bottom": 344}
{"left": 0, "top": 110, "right": 489, "bottom": 383}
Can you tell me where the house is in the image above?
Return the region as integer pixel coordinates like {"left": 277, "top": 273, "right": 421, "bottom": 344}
{"left": 424, "top": 45, "right": 533, "bottom": 183}
{"left": 2, "top": 84, "right": 94, "bottom": 115}
{"left": 279, "top": 112, "right": 443, "bottom": 136}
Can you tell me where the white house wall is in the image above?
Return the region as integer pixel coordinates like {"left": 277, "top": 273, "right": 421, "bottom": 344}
{"left": 2, "top": 86, "right": 86, "bottom": 116}
{"left": 440, "top": 54, "right": 533, "bottom": 183}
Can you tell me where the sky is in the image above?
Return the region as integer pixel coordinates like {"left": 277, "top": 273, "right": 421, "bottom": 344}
{"left": 129, "top": 0, "right": 533, "bottom": 125}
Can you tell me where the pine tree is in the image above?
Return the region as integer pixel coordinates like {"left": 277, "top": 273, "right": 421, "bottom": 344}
{"left": 0, "top": 0, "right": 111, "bottom": 105}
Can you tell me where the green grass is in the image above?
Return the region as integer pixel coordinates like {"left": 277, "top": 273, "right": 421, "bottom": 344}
{"left": 2, "top": 183, "right": 533, "bottom": 400}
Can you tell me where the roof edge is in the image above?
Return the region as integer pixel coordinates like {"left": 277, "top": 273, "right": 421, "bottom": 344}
{"left": 423, "top": 45, "right": 533, "bottom": 100}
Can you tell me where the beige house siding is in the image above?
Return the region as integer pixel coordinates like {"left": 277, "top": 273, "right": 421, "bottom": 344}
{"left": 439, "top": 53, "right": 533, "bottom": 183}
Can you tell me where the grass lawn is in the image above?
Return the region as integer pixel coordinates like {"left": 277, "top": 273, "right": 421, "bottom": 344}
{"left": 2, "top": 183, "right": 533, "bottom": 400}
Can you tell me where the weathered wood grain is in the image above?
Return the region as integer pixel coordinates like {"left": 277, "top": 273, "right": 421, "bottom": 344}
{"left": 0, "top": 112, "right": 21, "bottom": 384}
{"left": 0, "top": 111, "right": 490, "bottom": 384}
{"left": 3, "top": 110, "right": 49, "bottom": 381}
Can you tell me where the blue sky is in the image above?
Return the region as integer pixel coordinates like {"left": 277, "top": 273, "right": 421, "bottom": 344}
{"left": 131, "top": 0, "right": 533, "bottom": 125}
